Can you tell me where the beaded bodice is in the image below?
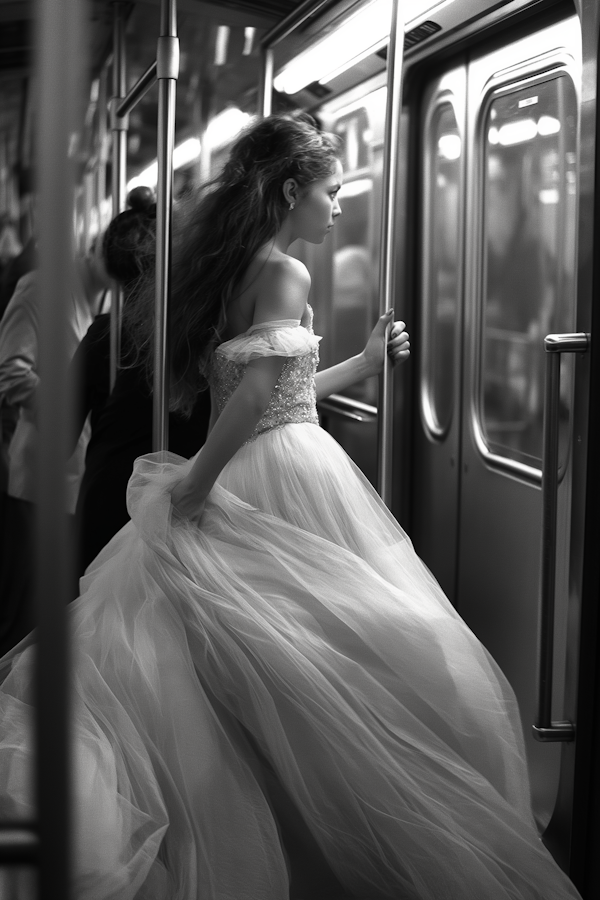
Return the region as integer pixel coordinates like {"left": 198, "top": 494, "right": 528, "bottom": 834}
{"left": 207, "top": 314, "right": 321, "bottom": 442}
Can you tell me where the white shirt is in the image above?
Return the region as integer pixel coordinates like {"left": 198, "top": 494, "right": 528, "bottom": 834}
{"left": 0, "top": 270, "right": 94, "bottom": 513}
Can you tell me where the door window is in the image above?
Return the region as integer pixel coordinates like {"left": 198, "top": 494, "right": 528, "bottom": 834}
{"left": 330, "top": 96, "right": 386, "bottom": 405}
{"left": 479, "top": 75, "right": 577, "bottom": 471}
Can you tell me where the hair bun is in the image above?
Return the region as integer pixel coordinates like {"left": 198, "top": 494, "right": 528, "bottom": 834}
{"left": 127, "top": 185, "right": 156, "bottom": 212}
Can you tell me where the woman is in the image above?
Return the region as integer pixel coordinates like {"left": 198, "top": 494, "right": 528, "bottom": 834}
{"left": 70, "top": 189, "right": 210, "bottom": 578}
{"left": 0, "top": 112, "right": 583, "bottom": 900}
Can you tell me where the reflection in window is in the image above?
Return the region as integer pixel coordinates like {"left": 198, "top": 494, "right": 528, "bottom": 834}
{"left": 423, "top": 102, "right": 461, "bottom": 435}
{"left": 330, "top": 103, "right": 383, "bottom": 404}
{"left": 335, "top": 106, "right": 372, "bottom": 172}
{"left": 480, "top": 75, "right": 577, "bottom": 469}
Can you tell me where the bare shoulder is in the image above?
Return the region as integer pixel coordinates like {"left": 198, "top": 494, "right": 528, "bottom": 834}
{"left": 252, "top": 253, "right": 310, "bottom": 324}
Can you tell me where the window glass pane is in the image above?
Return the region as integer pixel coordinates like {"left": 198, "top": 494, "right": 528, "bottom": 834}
{"left": 480, "top": 75, "right": 577, "bottom": 468}
{"left": 423, "top": 102, "right": 461, "bottom": 434}
{"left": 329, "top": 96, "right": 386, "bottom": 405}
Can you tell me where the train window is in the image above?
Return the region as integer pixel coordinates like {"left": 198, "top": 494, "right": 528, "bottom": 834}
{"left": 422, "top": 101, "right": 461, "bottom": 436}
{"left": 326, "top": 98, "right": 385, "bottom": 405}
{"left": 479, "top": 74, "right": 577, "bottom": 471}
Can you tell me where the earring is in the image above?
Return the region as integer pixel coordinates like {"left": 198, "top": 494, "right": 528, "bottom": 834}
{"left": 289, "top": 201, "right": 295, "bottom": 210}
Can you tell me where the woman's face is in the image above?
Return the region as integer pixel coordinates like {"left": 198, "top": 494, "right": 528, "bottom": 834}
{"left": 293, "top": 159, "right": 343, "bottom": 244}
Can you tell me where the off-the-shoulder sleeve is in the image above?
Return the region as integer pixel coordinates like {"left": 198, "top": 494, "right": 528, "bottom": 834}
{"left": 216, "top": 323, "right": 321, "bottom": 365}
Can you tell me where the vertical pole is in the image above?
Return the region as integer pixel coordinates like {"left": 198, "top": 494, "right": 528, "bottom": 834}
{"left": 153, "top": 0, "right": 179, "bottom": 451}
{"left": 198, "top": 78, "right": 213, "bottom": 186}
{"left": 377, "top": 0, "right": 405, "bottom": 505}
{"left": 0, "top": 136, "right": 7, "bottom": 211}
{"left": 33, "top": 0, "right": 85, "bottom": 895}
{"left": 259, "top": 48, "right": 274, "bottom": 117}
{"left": 97, "top": 68, "right": 108, "bottom": 233}
{"left": 110, "top": 2, "right": 128, "bottom": 388}
{"left": 83, "top": 171, "right": 94, "bottom": 250}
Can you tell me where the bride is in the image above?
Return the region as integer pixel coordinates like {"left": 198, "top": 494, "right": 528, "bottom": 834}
{"left": 0, "top": 111, "right": 583, "bottom": 900}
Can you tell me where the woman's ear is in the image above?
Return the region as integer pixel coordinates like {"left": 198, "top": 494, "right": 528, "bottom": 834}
{"left": 282, "top": 178, "right": 298, "bottom": 207}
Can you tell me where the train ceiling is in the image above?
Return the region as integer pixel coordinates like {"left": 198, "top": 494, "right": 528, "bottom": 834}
{"left": 0, "top": 0, "right": 316, "bottom": 199}
{"left": 0, "top": 1, "right": 304, "bottom": 74}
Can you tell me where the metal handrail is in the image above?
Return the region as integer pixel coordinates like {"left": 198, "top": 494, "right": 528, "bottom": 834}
{"left": 116, "top": 60, "right": 158, "bottom": 119}
{"left": 259, "top": 47, "right": 274, "bottom": 117}
{"left": 318, "top": 393, "right": 377, "bottom": 423}
{"left": 152, "top": 0, "right": 179, "bottom": 452}
{"left": 105, "top": 0, "right": 178, "bottom": 452}
{"left": 376, "top": 0, "right": 405, "bottom": 506}
{"left": 109, "top": 2, "right": 127, "bottom": 388}
{"left": 532, "top": 332, "right": 589, "bottom": 742}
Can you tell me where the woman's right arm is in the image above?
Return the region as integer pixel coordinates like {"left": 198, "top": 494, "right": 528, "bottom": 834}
{"left": 170, "top": 254, "right": 309, "bottom": 523}
{"left": 170, "top": 355, "right": 285, "bottom": 521}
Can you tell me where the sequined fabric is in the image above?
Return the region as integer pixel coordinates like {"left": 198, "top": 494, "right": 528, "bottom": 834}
{"left": 208, "top": 321, "right": 320, "bottom": 442}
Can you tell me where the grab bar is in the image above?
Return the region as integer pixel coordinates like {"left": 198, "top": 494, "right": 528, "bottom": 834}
{"left": 318, "top": 394, "right": 378, "bottom": 423}
{"left": 533, "top": 332, "right": 589, "bottom": 742}
{"left": 377, "top": 0, "right": 405, "bottom": 506}
{"left": 116, "top": 60, "right": 157, "bottom": 119}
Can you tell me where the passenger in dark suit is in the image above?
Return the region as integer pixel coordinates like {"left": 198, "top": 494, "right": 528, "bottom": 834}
{"left": 70, "top": 188, "right": 211, "bottom": 580}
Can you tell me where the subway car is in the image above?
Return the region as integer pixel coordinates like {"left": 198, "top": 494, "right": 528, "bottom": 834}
{"left": 0, "top": 0, "right": 598, "bottom": 897}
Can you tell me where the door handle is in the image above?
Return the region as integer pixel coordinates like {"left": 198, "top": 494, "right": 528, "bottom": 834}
{"left": 533, "top": 332, "right": 589, "bottom": 742}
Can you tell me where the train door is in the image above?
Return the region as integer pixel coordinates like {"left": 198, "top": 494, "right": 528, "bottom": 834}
{"left": 412, "top": 63, "right": 466, "bottom": 603}
{"left": 412, "top": 14, "right": 583, "bottom": 859}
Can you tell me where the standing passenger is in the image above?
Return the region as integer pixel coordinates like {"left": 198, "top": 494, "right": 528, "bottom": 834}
{"left": 0, "top": 243, "right": 110, "bottom": 654}
{"left": 0, "top": 112, "right": 584, "bottom": 900}
{"left": 70, "top": 189, "right": 211, "bottom": 578}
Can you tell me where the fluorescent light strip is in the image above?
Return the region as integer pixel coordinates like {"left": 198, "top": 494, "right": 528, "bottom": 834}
{"left": 274, "top": 0, "right": 457, "bottom": 96}
{"left": 127, "top": 137, "right": 201, "bottom": 192}
{"left": 274, "top": 0, "right": 392, "bottom": 95}
{"left": 215, "top": 26, "right": 230, "bottom": 66}
{"left": 205, "top": 108, "right": 253, "bottom": 150}
{"left": 487, "top": 117, "right": 561, "bottom": 147}
{"left": 243, "top": 27, "right": 255, "bottom": 56}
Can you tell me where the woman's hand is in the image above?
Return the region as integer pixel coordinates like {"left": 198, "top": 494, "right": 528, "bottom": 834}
{"left": 170, "top": 475, "right": 207, "bottom": 526}
{"left": 362, "top": 309, "right": 410, "bottom": 376}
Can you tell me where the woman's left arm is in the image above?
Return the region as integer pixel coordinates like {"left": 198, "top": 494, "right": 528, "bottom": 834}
{"left": 314, "top": 310, "right": 410, "bottom": 401}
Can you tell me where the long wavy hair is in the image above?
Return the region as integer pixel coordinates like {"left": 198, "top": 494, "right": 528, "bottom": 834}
{"left": 125, "top": 111, "right": 341, "bottom": 416}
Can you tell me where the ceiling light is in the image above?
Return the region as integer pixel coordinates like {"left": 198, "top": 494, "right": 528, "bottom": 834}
{"left": 215, "top": 26, "right": 229, "bottom": 66}
{"left": 243, "top": 27, "right": 255, "bottom": 56}
{"left": 205, "top": 108, "right": 253, "bottom": 150}
{"left": 127, "top": 137, "right": 201, "bottom": 192}
{"left": 173, "top": 137, "right": 202, "bottom": 168}
{"left": 539, "top": 188, "right": 559, "bottom": 204}
{"left": 497, "top": 118, "right": 537, "bottom": 146}
{"left": 537, "top": 115, "right": 561, "bottom": 136}
{"left": 274, "top": 0, "right": 392, "bottom": 95}
{"left": 437, "top": 134, "right": 461, "bottom": 160}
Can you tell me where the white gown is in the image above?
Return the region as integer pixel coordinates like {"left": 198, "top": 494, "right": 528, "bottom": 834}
{"left": 0, "top": 314, "right": 584, "bottom": 900}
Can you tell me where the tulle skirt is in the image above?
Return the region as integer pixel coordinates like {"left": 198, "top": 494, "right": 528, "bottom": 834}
{"left": 0, "top": 423, "right": 583, "bottom": 899}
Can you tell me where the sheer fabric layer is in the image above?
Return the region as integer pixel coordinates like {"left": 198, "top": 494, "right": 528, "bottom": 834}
{"left": 0, "top": 321, "right": 583, "bottom": 900}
